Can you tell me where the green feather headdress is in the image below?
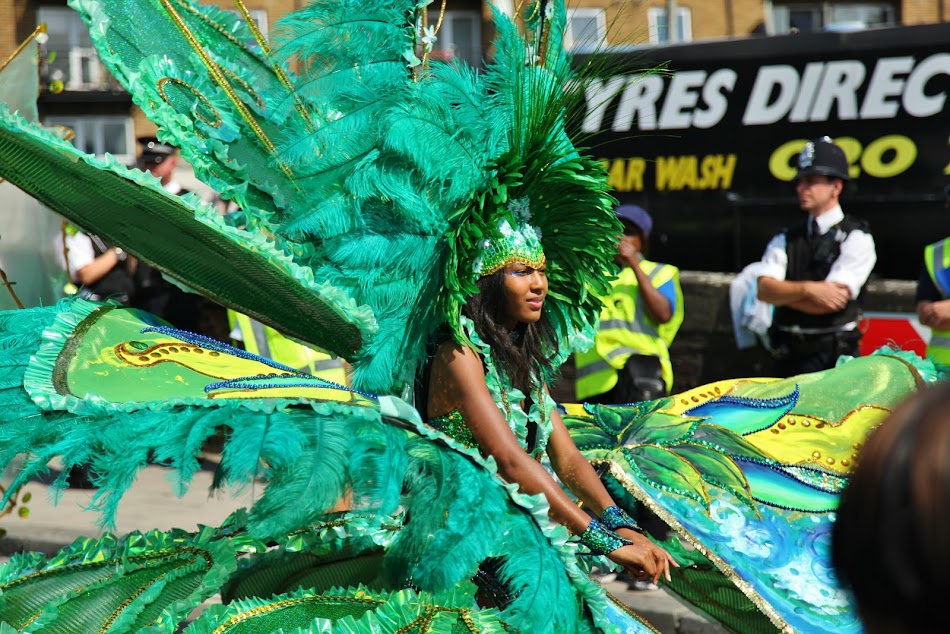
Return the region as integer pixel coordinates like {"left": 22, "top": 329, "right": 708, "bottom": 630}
{"left": 441, "top": 2, "right": 619, "bottom": 354}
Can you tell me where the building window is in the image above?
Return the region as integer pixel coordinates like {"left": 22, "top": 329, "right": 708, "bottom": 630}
{"left": 37, "top": 7, "right": 114, "bottom": 90}
{"left": 647, "top": 7, "right": 693, "bottom": 44}
{"left": 772, "top": 3, "right": 897, "bottom": 33}
{"left": 224, "top": 8, "right": 268, "bottom": 36}
{"left": 565, "top": 8, "right": 607, "bottom": 51}
{"left": 429, "top": 11, "right": 482, "bottom": 67}
{"left": 44, "top": 116, "right": 134, "bottom": 164}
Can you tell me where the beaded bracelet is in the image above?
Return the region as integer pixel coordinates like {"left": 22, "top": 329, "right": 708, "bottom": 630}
{"left": 600, "top": 505, "right": 643, "bottom": 534}
{"left": 579, "top": 518, "right": 633, "bottom": 555}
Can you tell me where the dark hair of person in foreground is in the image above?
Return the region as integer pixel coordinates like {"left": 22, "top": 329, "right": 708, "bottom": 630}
{"left": 832, "top": 380, "right": 950, "bottom": 634}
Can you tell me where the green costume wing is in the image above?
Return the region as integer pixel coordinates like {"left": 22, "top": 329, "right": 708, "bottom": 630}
{"left": 0, "top": 299, "right": 655, "bottom": 633}
{"left": 566, "top": 353, "right": 939, "bottom": 634}
{"left": 0, "top": 0, "right": 619, "bottom": 394}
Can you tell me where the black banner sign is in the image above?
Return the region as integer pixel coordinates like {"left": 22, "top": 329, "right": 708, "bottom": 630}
{"left": 574, "top": 23, "right": 950, "bottom": 279}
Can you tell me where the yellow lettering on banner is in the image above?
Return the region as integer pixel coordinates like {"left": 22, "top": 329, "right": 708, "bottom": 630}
{"left": 657, "top": 154, "right": 738, "bottom": 190}
{"left": 862, "top": 135, "right": 916, "bottom": 178}
{"left": 834, "top": 136, "right": 862, "bottom": 179}
{"left": 700, "top": 154, "right": 738, "bottom": 189}
{"left": 770, "top": 135, "right": 918, "bottom": 181}
{"left": 606, "top": 158, "right": 646, "bottom": 192}
{"left": 769, "top": 139, "right": 805, "bottom": 181}
{"left": 656, "top": 156, "right": 681, "bottom": 190}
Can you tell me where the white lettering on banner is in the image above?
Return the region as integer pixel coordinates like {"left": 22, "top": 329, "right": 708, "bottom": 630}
{"left": 903, "top": 53, "right": 950, "bottom": 117}
{"left": 583, "top": 53, "right": 949, "bottom": 131}
{"left": 860, "top": 56, "right": 915, "bottom": 119}
{"left": 614, "top": 74, "right": 664, "bottom": 131}
{"left": 789, "top": 62, "right": 825, "bottom": 123}
{"left": 695, "top": 69, "right": 737, "bottom": 129}
{"left": 743, "top": 65, "right": 798, "bottom": 125}
{"left": 810, "top": 60, "right": 866, "bottom": 121}
{"left": 582, "top": 76, "right": 627, "bottom": 132}
{"left": 658, "top": 70, "right": 707, "bottom": 129}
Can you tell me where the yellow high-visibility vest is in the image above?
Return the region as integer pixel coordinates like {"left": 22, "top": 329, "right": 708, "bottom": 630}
{"left": 575, "top": 261, "right": 684, "bottom": 400}
{"left": 924, "top": 238, "right": 950, "bottom": 365}
{"left": 227, "top": 310, "right": 348, "bottom": 385}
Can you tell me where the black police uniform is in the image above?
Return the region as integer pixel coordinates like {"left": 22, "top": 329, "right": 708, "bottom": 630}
{"left": 767, "top": 137, "right": 870, "bottom": 377}
{"left": 81, "top": 234, "right": 137, "bottom": 304}
{"left": 129, "top": 137, "right": 202, "bottom": 332}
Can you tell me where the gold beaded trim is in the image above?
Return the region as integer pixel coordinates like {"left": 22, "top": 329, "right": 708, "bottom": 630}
{"left": 157, "top": 0, "right": 296, "bottom": 182}
{"left": 210, "top": 595, "right": 384, "bottom": 633}
{"left": 479, "top": 254, "right": 546, "bottom": 277}
{"left": 157, "top": 77, "right": 224, "bottom": 128}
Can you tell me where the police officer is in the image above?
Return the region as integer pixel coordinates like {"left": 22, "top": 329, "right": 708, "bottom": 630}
{"left": 129, "top": 136, "right": 207, "bottom": 332}
{"left": 576, "top": 205, "right": 684, "bottom": 404}
{"left": 915, "top": 237, "right": 950, "bottom": 365}
{"left": 756, "top": 137, "right": 876, "bottom": 377}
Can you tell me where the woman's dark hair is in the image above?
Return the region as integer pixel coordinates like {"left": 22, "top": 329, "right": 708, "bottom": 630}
{"left": 831, "top": 380, "right": 950, "bottom": 634}
{"left": 462, "top": 269, "right": 557, "bottom": 393}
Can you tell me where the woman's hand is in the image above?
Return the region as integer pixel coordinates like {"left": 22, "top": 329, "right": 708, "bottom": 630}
{"left": 607, "top": 529, "right": 679, "bottom": 584}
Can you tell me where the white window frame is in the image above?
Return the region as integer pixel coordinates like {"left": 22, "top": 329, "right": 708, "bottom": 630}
{"left": 565, "top": 8, "right": 607, "bottom": 51}
{"left": 66, "top": 47, "right": 104, "bottom": 90}
{"left": 43, "top": 116, "right": 135, "bottom": 165}
{"left": 433, "top": 10, "right": 482, "bottom": 66}
{"left": 771, "top": 2, "right": 897, "bottom": 33}
{"left": 647, "top": 6, "right": 693, "bottom": 44}
{"left": 37, "top": 6, "right": 110, "bottom": 90}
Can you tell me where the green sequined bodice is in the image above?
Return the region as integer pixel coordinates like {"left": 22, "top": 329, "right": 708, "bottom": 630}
{"left": 428, "top": 409, "right": 477, "bottom": 449}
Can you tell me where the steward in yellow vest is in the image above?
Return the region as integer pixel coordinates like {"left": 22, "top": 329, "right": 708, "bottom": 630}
{"left": 576, "top": 206, "right": 684, "bottom": 403}
{"left": 227, "top": 310, "right": 348, "bottom": 385}
{"left": 916, "top": 237, "right": 950, "bottom": 365}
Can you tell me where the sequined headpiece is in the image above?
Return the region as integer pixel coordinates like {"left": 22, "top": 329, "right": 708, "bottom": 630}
{"left": 473, "top": 197, "right": 546, "bottom": 276}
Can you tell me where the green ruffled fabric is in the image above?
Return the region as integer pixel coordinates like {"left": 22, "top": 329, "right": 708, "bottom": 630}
{"left": 461, "top": 316, "right": 556, "bottom": 458}
{"left": 0, "top": 528, "right": 239, "bottom": 633}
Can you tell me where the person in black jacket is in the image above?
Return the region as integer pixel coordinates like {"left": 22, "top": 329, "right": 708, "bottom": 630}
{"left": 755, "top": 137, "right": 876, "bottom": 377}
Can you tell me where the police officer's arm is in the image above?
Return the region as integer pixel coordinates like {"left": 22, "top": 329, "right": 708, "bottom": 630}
{"left": 755, "top": 232, "right": 850, "bottom": 314}
{"left": 757, "top": 277, "right": 850, "bottom": 314}
{"left": 619, "top": 237, "right": 672, "bottom": 323}
{"left": 75, "top": 248, "right": 123, "bottom": 286}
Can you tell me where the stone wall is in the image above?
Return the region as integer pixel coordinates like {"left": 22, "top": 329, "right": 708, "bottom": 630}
{"left": 553, "top": 272, "right": 918, "bottom": 402}
{"left": 670, "top": 271, "right": 918, "bottom": 391}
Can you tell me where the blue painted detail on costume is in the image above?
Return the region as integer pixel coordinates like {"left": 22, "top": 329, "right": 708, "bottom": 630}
{"left": 205, "top": 373, "right": 378, "bottom": 401}
{"left": 684, "top": 386, "right": 800, "bottom": 436}
{"left": 737, "top": 458, "right": 839, "bottom": 513}
{"left": 142, "top": 325, "right": 302, "bottom": 374}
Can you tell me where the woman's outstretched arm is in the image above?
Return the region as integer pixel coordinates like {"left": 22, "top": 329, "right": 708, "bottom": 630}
{"left": 546, "top": 406, "right": 677, "bottom": 581}
{"left": 428, "top": 342, "right": 675, "bottom": 582}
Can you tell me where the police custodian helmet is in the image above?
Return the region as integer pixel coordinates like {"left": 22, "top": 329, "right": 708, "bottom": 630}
{"left": 796, "top": 136, "right": 850, "bottom": 181}
{"left": 137, "top": 136, "right": 177, "bottom": 165}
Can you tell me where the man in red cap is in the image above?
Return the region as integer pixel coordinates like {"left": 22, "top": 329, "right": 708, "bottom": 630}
{"left": 756, "top": 136, "right": 876, "bottom": 377}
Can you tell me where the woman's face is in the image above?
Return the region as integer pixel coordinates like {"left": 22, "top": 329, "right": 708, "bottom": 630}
{"left": 501, "top": 261, "right": 547, "bottom": 329}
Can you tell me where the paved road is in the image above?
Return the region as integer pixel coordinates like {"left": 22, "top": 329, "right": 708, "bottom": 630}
{"left": 0, "top": 461, "right": 727, "bottom": 634}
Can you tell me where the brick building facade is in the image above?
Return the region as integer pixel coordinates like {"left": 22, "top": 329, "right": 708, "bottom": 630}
{"left": 1, "top": 0, "right": 946, "bottom": 163}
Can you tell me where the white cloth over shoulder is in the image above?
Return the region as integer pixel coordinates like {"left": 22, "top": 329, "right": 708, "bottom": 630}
{"left": 730, "top": 262, "right": 773, "bottom": 350}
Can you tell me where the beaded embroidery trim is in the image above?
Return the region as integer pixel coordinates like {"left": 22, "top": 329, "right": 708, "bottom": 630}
{"left": 600, "top": 505, "right": 642, "bottom": 533}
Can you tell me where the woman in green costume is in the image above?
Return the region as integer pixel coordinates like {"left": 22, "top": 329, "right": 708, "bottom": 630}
{"left": 422, "top": 216, "right": 677, "bottom": 585}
